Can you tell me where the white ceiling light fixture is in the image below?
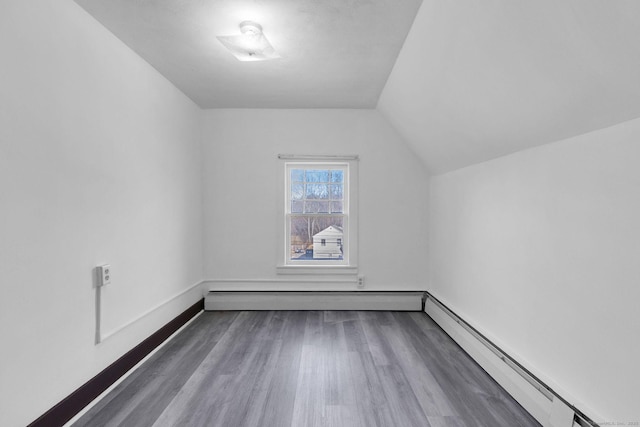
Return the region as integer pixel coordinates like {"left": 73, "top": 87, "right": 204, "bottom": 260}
{"left": 217, "top": 21, "right": 281, "bottom": 62}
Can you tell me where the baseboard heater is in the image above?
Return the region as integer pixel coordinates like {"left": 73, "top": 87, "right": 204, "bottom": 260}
{"left": 205, "top": 291, "right": 424, "bottom": 311}
{"left": 424, "top": 292, "right": 599, "bottom": 427}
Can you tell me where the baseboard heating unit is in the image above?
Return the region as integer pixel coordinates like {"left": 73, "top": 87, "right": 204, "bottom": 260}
{"left": 424, "top": 292, "right": 600, "bottom": 427}
{"left": 205, "top": 291, "right": 424, "bottom": 311}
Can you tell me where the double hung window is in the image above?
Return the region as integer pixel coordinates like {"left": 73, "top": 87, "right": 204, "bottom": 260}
{"left": 280, "top": 157, "right": 358, "bottom": 272}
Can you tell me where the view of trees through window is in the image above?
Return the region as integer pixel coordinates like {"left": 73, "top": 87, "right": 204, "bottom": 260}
{"left": 289, "top": 168, "right": 345, "bottom": 261}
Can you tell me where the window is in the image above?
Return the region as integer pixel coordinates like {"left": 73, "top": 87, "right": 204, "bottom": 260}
{"left": 279, "top": 156, "right": 358, "bottom": 273}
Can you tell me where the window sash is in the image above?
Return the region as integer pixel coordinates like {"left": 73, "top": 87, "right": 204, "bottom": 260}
{"left": 286, "top": 164, "right": 348, "bottom": 215}
{"left": 285, "top": 214, "right": 349, "bottom": 265}
{"left": 285, "top": 162, "right": 349, "bottom": 265}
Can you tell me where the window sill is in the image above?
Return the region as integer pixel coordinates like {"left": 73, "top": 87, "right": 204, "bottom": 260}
{"left": 276, "top": 265, "right": 358, "bottom": 275}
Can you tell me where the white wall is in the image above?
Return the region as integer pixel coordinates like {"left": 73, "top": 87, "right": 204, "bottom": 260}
{"left": 202, "top": 109, "right": 429, "bottom": 291}
{"left": 0, "top": 2, "right": 204, "bottom": 426}
{"left": 429, "top": 118, "right": 640, "bottom": 422}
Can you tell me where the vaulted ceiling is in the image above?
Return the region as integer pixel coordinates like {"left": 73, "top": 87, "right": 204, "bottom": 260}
{"left": 75, "top": 0, "right": 640, "bottom": 174}
{"left": 74, "top": 0, "right": 422, "bottom": 108}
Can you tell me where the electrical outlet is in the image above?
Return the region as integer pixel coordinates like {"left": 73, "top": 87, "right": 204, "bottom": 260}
{"left": 357, "top": 275, "right": 365, "bottom": 288}
{"left": 97, "top": 264, "right": 111, "bottom": 286}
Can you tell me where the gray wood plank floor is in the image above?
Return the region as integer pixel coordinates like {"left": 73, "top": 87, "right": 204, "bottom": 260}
{"left": 73, "top": 311, "right": 541, "bottom": 427}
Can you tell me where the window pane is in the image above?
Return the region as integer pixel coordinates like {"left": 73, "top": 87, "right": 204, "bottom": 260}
{"left": 291, "top": 169, "right": 304, "bottom": 182}
{"left": 305, "top": 201, "right": 329, "bottom": 213}
{"left": 289, "top": 215, "right": 344, "bottom": 261}
{"left": 330, "top": 201, "right": 343, "bottom": 213}
{"left": 291, "top": 200, "right": 303, "bottom": 213}
{"left": 306, "top": 183, "right": 329, "bottom": 199}
{"left": 291, "top": 183, "right": 304, "bottom": 200}
{"left": 331, "top": 170, "right": 343, "bottom": 183}
{"left": 305, "top": 170, "right": 329, "bottom": 182}
{"left": 330, "top": 184, "right": 343, "bottom": 200}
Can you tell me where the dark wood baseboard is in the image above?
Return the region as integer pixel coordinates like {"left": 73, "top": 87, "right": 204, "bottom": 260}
{"left": 28, "top": 298, "right": 204, "bottom": 427}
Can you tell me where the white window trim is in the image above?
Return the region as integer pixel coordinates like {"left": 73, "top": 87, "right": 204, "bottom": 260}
{"left": 277, "top": 155, "right": 359, "bottom": 275}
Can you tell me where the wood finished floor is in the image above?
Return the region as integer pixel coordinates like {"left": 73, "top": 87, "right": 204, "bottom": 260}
{"left": 74, "top": 311, "right": 541, "bottom": 427}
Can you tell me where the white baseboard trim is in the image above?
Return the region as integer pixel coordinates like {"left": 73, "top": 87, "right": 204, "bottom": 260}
{"left": 204, "top": 278, "right": 360, "bottom": 293}
{"left": 205, "top": 291, "right": 424, "bottom": 311}
{"left": 425, "top": 294, "right": 599, "bottom": 427}
{"left": 97, "top": 281, "right": 204, "bottom": 343}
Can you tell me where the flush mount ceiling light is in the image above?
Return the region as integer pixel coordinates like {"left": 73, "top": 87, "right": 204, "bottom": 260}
{"left": 217, "top": 21, "right": 280, "bottom": 62}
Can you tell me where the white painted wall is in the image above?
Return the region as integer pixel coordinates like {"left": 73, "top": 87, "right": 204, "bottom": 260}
{"left": 0, "top": 2, "right": 203, "bottom": 426}
{"left": 429, "top": 118, "right": 640, "bottom": 422}
{"left": 378, "top": 0, "right": 640, "bottom": 174}
{"left": 202, "top": 109, "right": 429, "bottom": 291}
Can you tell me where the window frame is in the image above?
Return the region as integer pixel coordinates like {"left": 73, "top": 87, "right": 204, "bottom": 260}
{"left": 277, "top": 155, "right": 358, "bottom": 275}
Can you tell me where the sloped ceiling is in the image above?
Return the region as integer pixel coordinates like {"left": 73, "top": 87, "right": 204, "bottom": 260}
{"left": 74, "top": 0, "right": 640, "bottom": 173}
{"left": 73, "top": 0, "right": 422, "bottom": 108}
{"left": 378, "top": 0, "right": 640, "bottom": 174}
